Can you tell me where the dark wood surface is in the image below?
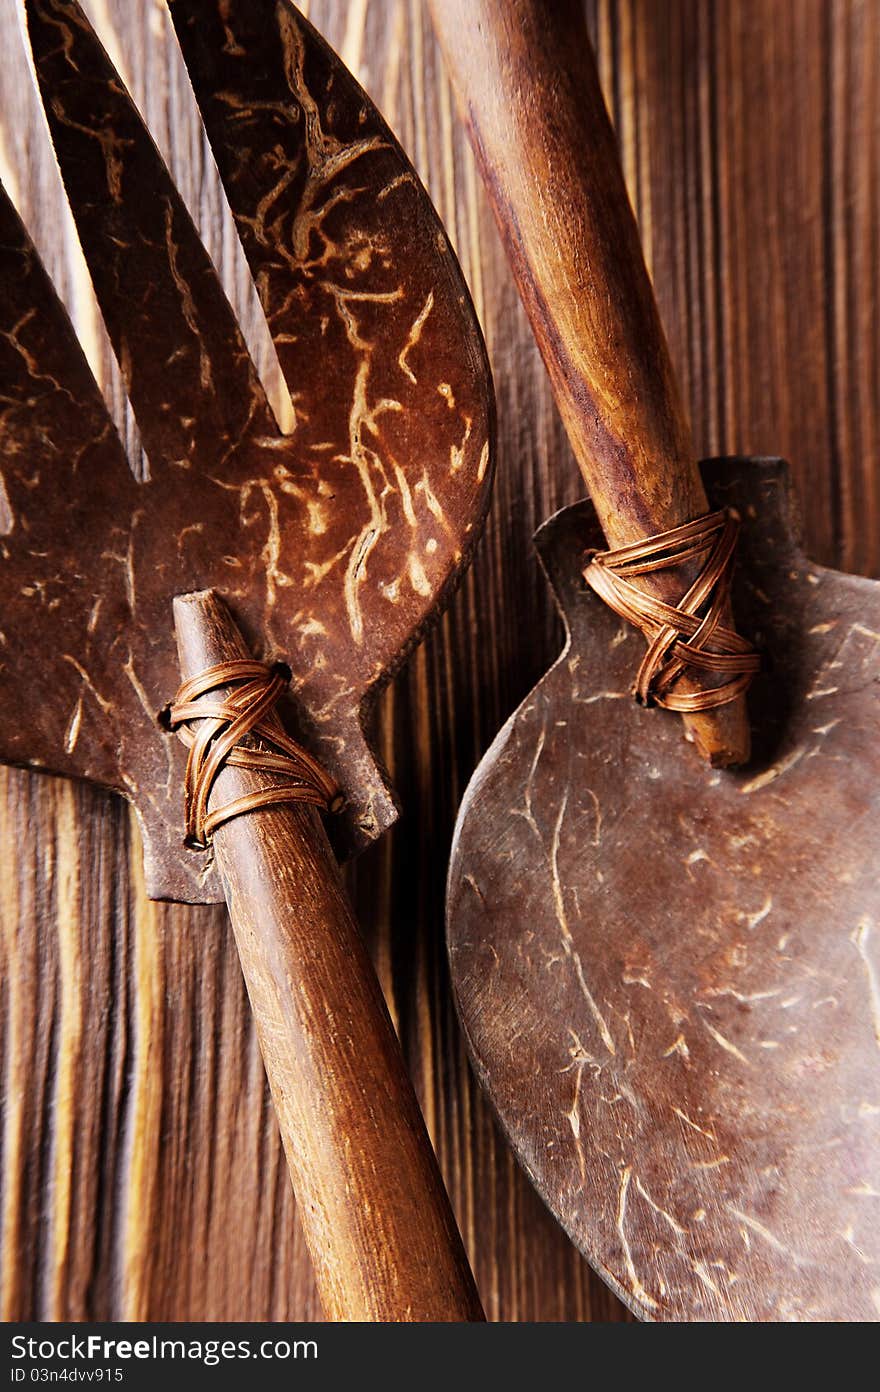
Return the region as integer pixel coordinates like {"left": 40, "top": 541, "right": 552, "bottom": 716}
{"left": 1, "top": 0, "right": 878, "bottom": 1321}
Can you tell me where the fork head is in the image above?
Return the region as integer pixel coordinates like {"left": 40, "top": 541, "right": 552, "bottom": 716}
{"left": 0, "top": 0, "right": 493, "bottom": 901}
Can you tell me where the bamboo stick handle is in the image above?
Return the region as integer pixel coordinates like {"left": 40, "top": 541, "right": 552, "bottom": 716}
{"left": 172, "top": 591, "right": 484, "bottom": 1322}
{"left": 430, "top": 0, "right": 750, "bottom": 765}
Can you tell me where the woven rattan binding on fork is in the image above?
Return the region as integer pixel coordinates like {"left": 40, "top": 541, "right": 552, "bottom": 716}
{"left": 169, "top": 659, "right": 341, "bottom": 848}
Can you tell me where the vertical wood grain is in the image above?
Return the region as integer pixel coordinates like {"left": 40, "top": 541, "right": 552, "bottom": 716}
{"left": 1, "top": 0, "right": 878, "bottom": 1321}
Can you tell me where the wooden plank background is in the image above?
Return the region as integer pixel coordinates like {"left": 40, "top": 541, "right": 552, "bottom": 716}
{"left": 0, "top": 0, "right": 877, "bottom": 1321}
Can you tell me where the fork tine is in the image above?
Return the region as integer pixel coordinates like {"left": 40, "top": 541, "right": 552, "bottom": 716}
{"left": 25, "top": 0, "right": 277, "bottom": 476}
{"left": 0, "top": 177, "right": 135, "bottom": 788}
{"left": 168, "top": 0, "right": 426, "bottom": 402}
{"left": 0, "top": 177, "right": 127, "bottom": 495}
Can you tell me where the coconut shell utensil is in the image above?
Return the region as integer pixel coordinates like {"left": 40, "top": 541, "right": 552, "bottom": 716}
{"left": 432, "top": 0, "right": 880, "bottom": 1321}
{"left": 1, "top": 0, "right": 494, "bottom": 1321}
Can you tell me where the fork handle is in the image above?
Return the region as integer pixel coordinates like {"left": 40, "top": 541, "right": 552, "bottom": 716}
{"left": 173, "top": 591, "right": 483, "bottom": 1323}
{"left": 430, "top": 0, "right": 750, "bottom": 765}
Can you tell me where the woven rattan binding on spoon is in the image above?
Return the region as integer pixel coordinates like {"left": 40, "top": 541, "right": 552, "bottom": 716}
{"left": 583, "top": 509, "right": 760, "bottom": 712}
